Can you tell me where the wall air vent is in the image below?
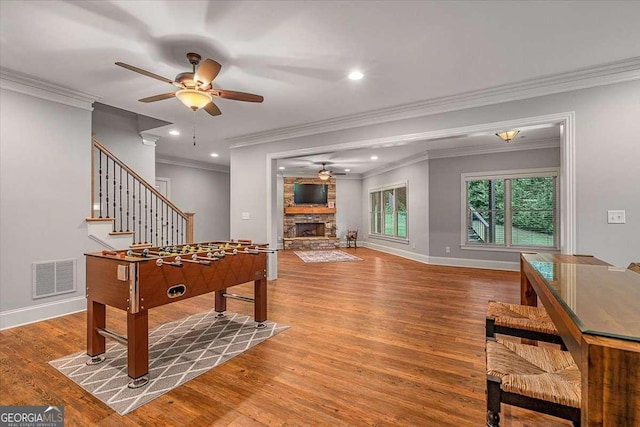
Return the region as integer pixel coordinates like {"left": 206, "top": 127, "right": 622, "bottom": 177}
{"left": 32, "top": 259, "right": 77, "bottom": 299}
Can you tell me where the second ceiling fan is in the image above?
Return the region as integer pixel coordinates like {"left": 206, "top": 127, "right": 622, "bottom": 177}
{"left": 116, "top": 52, "right": 263, "bottom": 116}
{"left": 317, "top": 162, "right": 346, "bottom": 180}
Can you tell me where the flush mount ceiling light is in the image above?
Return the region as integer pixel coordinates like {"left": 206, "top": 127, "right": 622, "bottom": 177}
{"left": 370, "top": 155, "right": 378, "bottom": 160}
{"left": 278, "top": 166, "right": 285, "bottom": 170}
{"left": 495, "top": 130, "right": 521, "bottom": 143}
{"left": 210, "top": 152, "right": 219, "bottom": 157}
{"left": 169, "top": 129, "right": 180, "bottom": 136}
{"left": 348, "top": 70, "right": 364, "bottom": 80}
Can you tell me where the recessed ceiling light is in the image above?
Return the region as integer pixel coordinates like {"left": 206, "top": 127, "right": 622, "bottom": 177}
{"left": 348, "top": 70, "right": 364, "bottom": 80}
{"left": 169, "top": 129, "right": 180, "bottom": 136}
{"left": 278, "top": 166, "right": 285, "bottom": 170}
{"left": 344, "top": 169, "right": 351, "bottom": 172}
{"left": 210, "top": 153, "right": 219, "bottom": 157}
{"left": 370, "top": 155, "right": 378, "bottom": 160}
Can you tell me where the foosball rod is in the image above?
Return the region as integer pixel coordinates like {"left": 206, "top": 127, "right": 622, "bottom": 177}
{"left": 242, "top": 247, "right": 277, "bottom": 254}
{"left": 174, "top": 256, "right": 211, "bottom": 265}
{"left": 191, "top": 254, "right": 219, "bottom": 262}
{"left": 222, "top": 293, "right": 255, "bottom": 304}
{"left": 97, "top": 328, "right": 127, "bottom": 346}
{"left": 155, "top": 258, "right": 183, "bottom": 268}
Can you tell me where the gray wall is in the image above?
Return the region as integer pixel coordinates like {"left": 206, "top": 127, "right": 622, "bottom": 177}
{"left": 155, "top": 163, "right": 230, "bottom": 242}
{"left": 92, "top": 103, "right": 157, "bottom": 184}
{"left": 230, "top": 80, "right": 640, "bottom": 268}
{"left": 335, "top": 177, "right": 363, "bottom": 241}
{"left": 429, "top": 147, "right": 560, "bottom": 262}
{"left": 0, "top": 88, "right": 92, "bottom": 316}
{"left": 362, "top": 160, "right": 430, "bottom": 255}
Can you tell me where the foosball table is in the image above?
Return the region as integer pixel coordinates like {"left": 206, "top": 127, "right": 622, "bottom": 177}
{"left": 85, "top": 241, "right": 273, "bottom": 388}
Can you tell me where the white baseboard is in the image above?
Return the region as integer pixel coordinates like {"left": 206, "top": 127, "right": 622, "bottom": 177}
{"left": 363, "top": 241, "right": 431, "bottom": 264}
{"left": 0, "top": 296, "right": 86, "bottom": 330}
{"left": 363, "top": 242, "right": 519, "bottom": 271}
{"left": 426, "top": 256, "right": 519, "bottom": 271}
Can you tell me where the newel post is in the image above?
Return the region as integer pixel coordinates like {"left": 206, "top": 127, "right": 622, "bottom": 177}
{"left": 185, "top": 212, "right": 195, "bottom": 243}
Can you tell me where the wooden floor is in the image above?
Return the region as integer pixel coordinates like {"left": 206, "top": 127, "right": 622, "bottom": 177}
{"left": 0, "top": 248, "right": 573, "bottom": 426}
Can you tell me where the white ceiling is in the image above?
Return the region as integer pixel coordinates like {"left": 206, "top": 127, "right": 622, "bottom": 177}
{"left": 1, "top": 1, "right": 639, "bottom": 172}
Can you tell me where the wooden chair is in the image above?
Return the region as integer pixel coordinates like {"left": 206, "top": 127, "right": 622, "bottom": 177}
{"left": 486, "top": 338, "right": 581, "bottom": 426}
{"left": 346, "top": 230, "right": 358, "bottom": 248}
{"left": 486, "top": 301, "right": 566, "bottom": 350}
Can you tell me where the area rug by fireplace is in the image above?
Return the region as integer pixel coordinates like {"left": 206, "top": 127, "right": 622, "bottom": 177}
{"left": 294, "top": 250, "right": 363, "bottom": 263}
{"left": 49, "top": 311, "right": 289, "bottom": 415}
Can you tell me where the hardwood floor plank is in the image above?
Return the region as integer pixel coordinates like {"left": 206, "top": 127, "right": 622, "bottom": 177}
{"left": 0, "top": 248, "right": 571, "bottom": 426}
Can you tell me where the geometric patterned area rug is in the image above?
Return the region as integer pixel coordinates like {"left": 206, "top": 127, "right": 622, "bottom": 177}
{"left": 49, "top": 311, "right": 289, "bottom": 415}
{"left": 294, "top": 250, "right": 363, "bottom": 263}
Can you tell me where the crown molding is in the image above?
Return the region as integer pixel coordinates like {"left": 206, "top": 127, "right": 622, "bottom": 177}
{"left": 140, "top": 133, "right": 159, "bottom": 147}
{"left": 156, "top": 155, "right": 230, "bottom": 173}
{"left": 228, "top": 57, "right": 640, "bottom": 148}
{"left": 0, "top": 67, "right": 98, "bottom": 111}
{"left": 362, "top": 153, "right": 430, "bottom": 179}
{"left": 426, "top": 138, "right": 560, "bottom": 160}
{"left": 279, "top": 172, "right": 362, "bottom": 180}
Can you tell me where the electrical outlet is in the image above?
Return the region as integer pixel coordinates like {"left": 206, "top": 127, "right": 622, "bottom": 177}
{"left": 607, "top": 210, "right": 625, "bottom": 224}
{"left": 412, "top": 243, "right": 416, "bottom": 249}
{"left": 242, "top": 212, "right": 250, "bottom": 220}
{"left": 445, "top": 246, "right": 451, "bottom": 253}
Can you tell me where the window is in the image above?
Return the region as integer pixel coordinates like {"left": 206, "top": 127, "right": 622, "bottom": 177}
{"left": 370, "top": 183, "right": 407, "bottom": 239}
{"left": 462, "top": 168, "right": 558, "bottom": 250}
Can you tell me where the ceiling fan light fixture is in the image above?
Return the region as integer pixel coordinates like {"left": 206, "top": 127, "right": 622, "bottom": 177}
{"left": 176, "top": 89, "right": 212, "bottom": 111}
{"left": 495, "top": 130, "right": 520, "bottom": 143}
{"left": 318, "top": 169, "right": 332, "bottom": 181}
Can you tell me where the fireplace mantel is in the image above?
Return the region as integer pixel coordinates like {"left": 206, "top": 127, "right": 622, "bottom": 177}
{"left": 284, "top": 206, "right": 336, "bottom": 214}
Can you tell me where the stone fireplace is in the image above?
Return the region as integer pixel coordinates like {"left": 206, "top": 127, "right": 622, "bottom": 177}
{"left": 296, "top": 222, "right": 325, "bottom": 237}
{"left": 282, "top": 177, "right": 339, "bottom": 250}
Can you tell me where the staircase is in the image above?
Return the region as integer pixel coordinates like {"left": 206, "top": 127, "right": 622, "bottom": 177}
{"left": 86, "top": 138, "right": 193, "bottom": 250}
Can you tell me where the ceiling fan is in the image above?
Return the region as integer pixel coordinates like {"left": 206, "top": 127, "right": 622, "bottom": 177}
{"left": 317, "top": 162, "right": 346, "bottom": 180}
{"left": 115, "top": 52, "right": 263, "bottom": 116}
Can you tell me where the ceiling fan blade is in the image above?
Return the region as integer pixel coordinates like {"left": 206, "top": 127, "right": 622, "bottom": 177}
{"left": 115, "top": 62, "right": 181, "bottom": 87}
{"left": 194, "top": 58, "right": 222, "bottom": 87}
{"left": 204, "top": 101, "right": 222, "bottom": 116}
{"left": 210, "top": 89, "right": 264, "bottom": 103}
{"left": 138, "top": 92, "right": 176, "bottom": 103}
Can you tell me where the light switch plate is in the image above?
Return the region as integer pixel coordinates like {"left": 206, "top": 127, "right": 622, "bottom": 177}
{"left": 607, "top": 210, "right": 625, "bottom": 224}
{"left": 241, "top": 212, "right": 250, "bottom": 220}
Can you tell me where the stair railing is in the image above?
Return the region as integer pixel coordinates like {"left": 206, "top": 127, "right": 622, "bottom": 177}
{"left": 468, "top": 205, "right": 489, "bottom": 243}
{"left": 91, "top": 138, "right": 194, "bottom": 246}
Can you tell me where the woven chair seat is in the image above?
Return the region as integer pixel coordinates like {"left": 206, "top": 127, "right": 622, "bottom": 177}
{"left": 487, "top": 339, "right": 581, "bottom": 408}
{"left": 628, "top": 262, "right": 640, "bottom": 274}
{"left": 488, "top": 301, "right": 559, "bottom": 335}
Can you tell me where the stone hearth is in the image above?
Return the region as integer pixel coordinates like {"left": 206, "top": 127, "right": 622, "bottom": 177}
{"left": 283, "top": 237, "right": 339, "bottom": 250}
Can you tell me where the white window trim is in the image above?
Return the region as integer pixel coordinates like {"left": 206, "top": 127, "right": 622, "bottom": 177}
{"left": 369, "top": 181, "right": 408, "bottom": 239}
{"left": 460, "top": 167, "right": 560, "bottom": 251}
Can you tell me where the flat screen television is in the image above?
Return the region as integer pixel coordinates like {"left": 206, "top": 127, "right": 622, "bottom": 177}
{"left": 293, "top": 183, "right": 328, "bottom": 205}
